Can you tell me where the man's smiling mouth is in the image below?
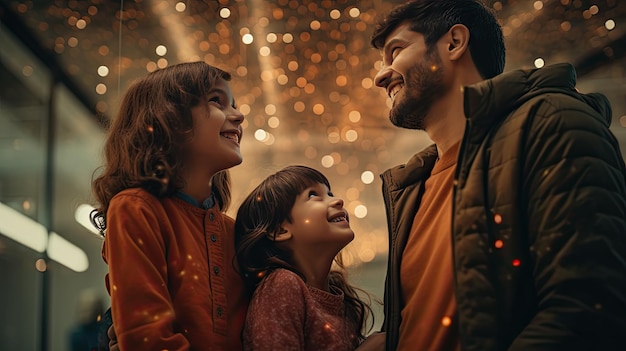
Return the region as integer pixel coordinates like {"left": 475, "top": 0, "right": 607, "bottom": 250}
{"left": 387, "top": 79, "right": 405, "bottom": 103}
{"left": 390, "top": 84, "right": 403, "bottom": 101}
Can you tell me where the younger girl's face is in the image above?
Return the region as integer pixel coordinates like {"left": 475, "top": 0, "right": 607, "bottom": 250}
{"left": 281, "top": 182, "right": 354, "bottom": 254}
{"left": 188, "top": 78, "right": 244, "bottom": 174}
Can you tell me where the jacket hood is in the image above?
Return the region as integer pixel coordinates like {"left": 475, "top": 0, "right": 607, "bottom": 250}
{"left": 464, "top": 63, "right": 612, "bottom": 127}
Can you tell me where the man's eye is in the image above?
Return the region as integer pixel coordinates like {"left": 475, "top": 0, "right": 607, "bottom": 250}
{"left": 391, "top": 47, "right": 401, "bottom": 59}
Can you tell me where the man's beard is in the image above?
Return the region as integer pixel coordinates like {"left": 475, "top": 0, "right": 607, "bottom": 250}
{"left": 389, "top": 50, "right": 447, "bottom": 130}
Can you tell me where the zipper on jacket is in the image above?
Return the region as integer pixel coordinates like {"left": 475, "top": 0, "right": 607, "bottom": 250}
{"left": 452, "top": 118, "right": 472, "bottom": 350}
{"left": 380, "top": 172, "right": 399, "bottom": 351}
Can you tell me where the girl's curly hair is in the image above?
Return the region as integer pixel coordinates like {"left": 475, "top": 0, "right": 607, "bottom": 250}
{"left": 91, "top": 62, "right": 232, "bottom": 233}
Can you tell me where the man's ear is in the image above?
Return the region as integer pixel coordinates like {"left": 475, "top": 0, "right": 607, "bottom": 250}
{"left": 266, "top": 227, "right": 292, "bottom": 242}
{"left": 445, "top": 24, "right": 470, "bottom": 61}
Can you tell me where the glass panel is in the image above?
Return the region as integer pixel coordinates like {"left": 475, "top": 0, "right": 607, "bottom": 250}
{"left": 0, "top": 20, "right": 49, "bottom": 351}
{"left": 49, "top": 83, "right": 108, "bottom": 351}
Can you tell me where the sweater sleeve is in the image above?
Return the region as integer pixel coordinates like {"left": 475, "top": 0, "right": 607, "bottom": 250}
{"left": 510, "top": 100, "right": 626, "bottom": 350}
{"left": 243, "top": 270, "right": 308, "bottom": 351}
{"left": 103, "top": 192, "right": 190, "bottom": 351}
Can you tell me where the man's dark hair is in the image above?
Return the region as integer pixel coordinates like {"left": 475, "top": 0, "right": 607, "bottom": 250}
{"left": 371, "top": 0, "right": 505, "bottom": 79}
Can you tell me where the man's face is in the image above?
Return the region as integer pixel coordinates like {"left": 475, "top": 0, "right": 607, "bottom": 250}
{"left": 374, "top": 22, "right": 448, "bottom": 130}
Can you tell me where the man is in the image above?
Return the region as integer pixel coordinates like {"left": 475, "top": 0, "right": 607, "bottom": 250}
{"left": 371, "top": 1, "right": 626, "bottom": 350}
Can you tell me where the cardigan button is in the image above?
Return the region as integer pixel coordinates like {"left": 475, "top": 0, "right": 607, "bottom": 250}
{"left": 210, "top": 234, "right": 217, "bottom": 242}
{"left": 209, "top": 213, "right": 214, "bottom": 221}
{"left": 216, "top": 307, "right": 223, "bottom": 317}
{"left": 213, "top": 266, "right": 220, "bottom": 275}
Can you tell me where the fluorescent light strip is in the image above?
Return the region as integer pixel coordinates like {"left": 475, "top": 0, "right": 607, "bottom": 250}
{"left": 47, "top": 232, "right": 89, "bottom": 272}
{"left": 0, "top": 201, "right": 89, "bottom": 272}
{"left": 0, "top": 201, "right": 48, "bottom": 252}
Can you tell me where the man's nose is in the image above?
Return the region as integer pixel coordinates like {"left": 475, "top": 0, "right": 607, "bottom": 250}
{"left": 374, "top": 65, "right": 392, "bottom": 89}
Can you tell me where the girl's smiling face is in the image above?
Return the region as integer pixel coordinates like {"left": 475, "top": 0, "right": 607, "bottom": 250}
{"left": 187, "top": 78, "right": 244, "bottom": 174}
{"left": 281, "top": 182, "right": 354, "bottom": 255}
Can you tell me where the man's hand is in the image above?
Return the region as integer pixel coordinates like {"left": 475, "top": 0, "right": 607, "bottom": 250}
{"left": 355, "top": 332, "right": 386, "bottom": 351}
{"left": 107, "top": 325, "right": 119, "bottom": 351}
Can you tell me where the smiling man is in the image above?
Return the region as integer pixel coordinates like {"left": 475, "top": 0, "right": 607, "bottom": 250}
{"left": 370, "top": 1, "right": 626, "bottom": 350}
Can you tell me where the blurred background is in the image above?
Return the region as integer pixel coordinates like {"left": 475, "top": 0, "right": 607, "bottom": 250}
{"left": 1, "top": 0, "right": 625, "bottom": 350}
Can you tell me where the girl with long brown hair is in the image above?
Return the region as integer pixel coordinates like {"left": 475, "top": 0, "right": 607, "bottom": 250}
{"left": 92, "top": 61, "right": 247, "bottom": 350}
{"left": 235, "top": 165, "right": 383, "bottom": 350}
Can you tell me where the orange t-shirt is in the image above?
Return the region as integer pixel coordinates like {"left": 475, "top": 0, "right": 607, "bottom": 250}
{"left": 397, "top": 142, "right": 461, "bottom": 351}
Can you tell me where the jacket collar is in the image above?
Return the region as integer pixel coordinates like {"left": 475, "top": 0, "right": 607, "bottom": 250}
{"left": 464, "top": 62, "right": 611, "bottom": 127}
{"left": 383, "top": 144, "right": 438, "bottom": 191}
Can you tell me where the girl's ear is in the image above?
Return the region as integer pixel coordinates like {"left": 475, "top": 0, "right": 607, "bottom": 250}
{"left": 267, "top": 227, "right": 292, "bottom": 242}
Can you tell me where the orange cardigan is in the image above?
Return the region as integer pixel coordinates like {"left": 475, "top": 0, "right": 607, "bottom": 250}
{"left": 102, "top": 188, "right": 248, "bottom": 351}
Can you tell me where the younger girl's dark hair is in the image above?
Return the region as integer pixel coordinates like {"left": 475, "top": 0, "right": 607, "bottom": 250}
{"left": 234, "top": 165, "right": 374, "bottom": 342}
{"left": 91, "top": 61, "right": 232, "bottom": 233}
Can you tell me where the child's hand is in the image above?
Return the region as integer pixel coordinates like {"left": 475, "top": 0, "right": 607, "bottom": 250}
{"left": 355, "top": 331, "right": 386, "bottom": 351}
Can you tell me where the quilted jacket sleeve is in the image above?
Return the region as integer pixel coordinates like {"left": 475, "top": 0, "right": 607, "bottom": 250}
{"left": 510, "top": 97, "right": 626, "bottom": 350}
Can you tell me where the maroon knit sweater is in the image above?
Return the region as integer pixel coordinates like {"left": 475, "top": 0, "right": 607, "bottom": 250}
{"left": 243, "top": 268, "right": 360, "bottom": 351}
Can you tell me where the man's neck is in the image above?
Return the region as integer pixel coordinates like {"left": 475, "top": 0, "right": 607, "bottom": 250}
{"left": 425, "top": 60, "right": 485, "bottom": 157}
{"left": 424, "top": 85, "right": 466, "bottom": 158}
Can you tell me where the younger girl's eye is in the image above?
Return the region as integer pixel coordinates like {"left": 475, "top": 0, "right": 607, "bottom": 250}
{"left": 308, "top": 191, "right": 318, "bottom": 198}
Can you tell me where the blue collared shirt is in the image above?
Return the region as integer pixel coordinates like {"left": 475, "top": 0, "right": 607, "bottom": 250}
{"left": 175, "top": 191, "right": 215, "bottom": 210}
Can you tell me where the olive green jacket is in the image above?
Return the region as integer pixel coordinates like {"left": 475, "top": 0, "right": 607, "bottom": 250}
{"left": 381, "top": 63, "right": 626, "bottom": 351}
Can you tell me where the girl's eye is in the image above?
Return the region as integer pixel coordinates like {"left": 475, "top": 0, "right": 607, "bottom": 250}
{"left": 208, "top": 96, "right": 223, "bottom": 106}
{"left": 308, "top": 191, "right": 318, "bottom": 198}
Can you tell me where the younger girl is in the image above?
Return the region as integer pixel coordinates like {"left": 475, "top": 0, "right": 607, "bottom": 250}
{"left": 92, "top": 61, "right": 248, "bottom": 351}
{"left": 235, "top": 165, "right": 378, "bottom": 351}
